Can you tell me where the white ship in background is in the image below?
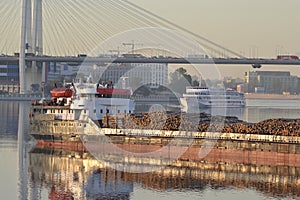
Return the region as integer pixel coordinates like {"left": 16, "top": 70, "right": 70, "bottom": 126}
{"left": 180, "top": 86, "right": 245, "bottom": 111}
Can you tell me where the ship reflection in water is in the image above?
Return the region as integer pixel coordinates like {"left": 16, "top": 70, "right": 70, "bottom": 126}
{"left": 29, "top": 140, "right": 300, "bottom": 200}
{"left": 29, "top": 146, "right": 133, "bottom": 200}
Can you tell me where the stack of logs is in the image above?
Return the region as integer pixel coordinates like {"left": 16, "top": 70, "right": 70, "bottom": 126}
{"left": 102, "top": 112, "right": 300, "bottom": 136}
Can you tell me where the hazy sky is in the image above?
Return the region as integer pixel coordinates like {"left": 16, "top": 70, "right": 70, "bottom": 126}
{"left": 129, "top": 0, "right": 300, "bottom": 78}
{"left": 131, "top": 0, "right": 300, "bottom": 58}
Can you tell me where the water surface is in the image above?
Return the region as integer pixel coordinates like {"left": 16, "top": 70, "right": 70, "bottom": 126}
{"left": 1, "top": 100, "right": 300, "bottom": 199}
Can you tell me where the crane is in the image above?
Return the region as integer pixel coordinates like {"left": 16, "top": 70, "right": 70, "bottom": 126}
{"left": 122, "top": 40, "right": 143, "bottom": 54}
{"left": 109, "top": 47, "right": 121, "bottom": 56}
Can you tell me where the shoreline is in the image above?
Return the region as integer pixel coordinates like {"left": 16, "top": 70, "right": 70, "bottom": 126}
{"left": 0, "top": 94, "right": 43, "bottom": 101}
{"left": 245, "top": 93, "right": 300, "bottom": 100}
{"left": 2, "top": 93, "right": 300, "bottom": 101}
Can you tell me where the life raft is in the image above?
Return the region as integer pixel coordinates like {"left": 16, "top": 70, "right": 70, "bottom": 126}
{"left": 50, "top": 88, "right": 73, "bottom": 98}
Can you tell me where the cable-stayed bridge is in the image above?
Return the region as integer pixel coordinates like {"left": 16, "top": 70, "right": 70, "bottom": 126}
{"left": 1, "top": 0, "right": 245, "bottom": 57}
{"left": 0, "top": 0, "right": 299, "bottom": 94}
{"left": 1, "top": 56, "right": 300, "bottom": 65}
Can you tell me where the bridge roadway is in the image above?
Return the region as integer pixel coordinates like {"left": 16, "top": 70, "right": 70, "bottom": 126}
{"left": 1, "top": 55, "right": 300, "bottom": 65}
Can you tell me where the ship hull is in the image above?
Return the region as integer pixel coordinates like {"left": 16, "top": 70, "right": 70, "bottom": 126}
{"left": 30, "top": 133, "right": 81, "bottom": 143}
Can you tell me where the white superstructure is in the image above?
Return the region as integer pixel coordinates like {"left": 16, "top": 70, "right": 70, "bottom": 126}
{"left": 180, "top": 86, "right": 245, "bottom": 110}
{"left": 70, "top": 79, "right": 135, "bottom": 122}
{"left": 32, "top": 77, "right": 135, "bottom": 123}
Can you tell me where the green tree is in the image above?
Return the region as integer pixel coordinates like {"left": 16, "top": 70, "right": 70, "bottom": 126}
{"left": 192, "top": 79, "right": 199, "bottom": 86}
{"left": 169, "top": 67, "right": 192, "bottom": 94}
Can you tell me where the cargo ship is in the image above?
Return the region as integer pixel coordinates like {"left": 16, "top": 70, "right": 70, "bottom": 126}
{"left": 30, "top": 76, "right": 300, "bottom": 146}
{"left": 30, "top": 75, "right": 135, "bottom": 144}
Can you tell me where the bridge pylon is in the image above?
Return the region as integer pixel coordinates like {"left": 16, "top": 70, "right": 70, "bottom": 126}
{"left": 20, "top": 0, "right": 44, "bottom": 94}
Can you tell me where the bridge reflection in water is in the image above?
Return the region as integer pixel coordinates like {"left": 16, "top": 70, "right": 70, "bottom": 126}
{"left": 28, "top": 138, "right": 300, "bottom": 199}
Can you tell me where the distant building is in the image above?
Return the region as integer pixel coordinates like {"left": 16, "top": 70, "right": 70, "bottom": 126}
{"left": 47, "top": 62, "right": 79, "bottom": 81}
{"left": 0, "top": 64, "right": 20, "bottom": 93}
{"left": 223, "top": 77, "right": 244, "bottom": 90}
{"left": 245, "top": 71, "right": 298, "bottom": 94}
{"left": 0, "top": 61, "right": 46, "bottom": 93}
{"left": 297, "top": 78, "right": 300, "bottom": 94}
{"left": 236, "top": 84, "right": 244, "bottom": 93}
{"left": 93, "top": 63, "right": 168, "bottom": 89}
{"left": 254, "top": 87, "right": 265, "bottom": 93}
{"left": 130, "top": 63, "right": 168, "bottom": 88}
{"left": 0, "top": 61, "right": 169, "bottom": 92}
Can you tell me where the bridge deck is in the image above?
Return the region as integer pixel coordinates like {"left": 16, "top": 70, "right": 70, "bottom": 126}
{"left": 1, "top": 56, "right": 300, "bottom": 65}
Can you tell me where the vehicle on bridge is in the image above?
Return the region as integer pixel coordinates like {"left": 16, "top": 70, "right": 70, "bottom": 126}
{"left": 77, "top": 54, "right": 87, "bottom": 58}
{"left": 277, "top": 55, "right": 299, "bottom": 60}
{"left": 252, "top": 64, "right": 262, "bottom": 68}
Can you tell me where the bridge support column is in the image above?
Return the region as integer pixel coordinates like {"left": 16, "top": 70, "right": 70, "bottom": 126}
{"left": 33, "top": 0, "right": 43, "bottom": 55}
{"left": 42, "top": 62, "right": 46, "bottom": 83}
{"left": 30, "top": 0, "right": 43, "bottom": 90}
{"left": 24, "top": 63, "right": 43, "bottom": 93}
{"left": 26, "top": 0, "right": 33, "bottom": 54}
{"left": 31, "top": 61, "right": 37, "bottom": 84}
{"left": 19, "top": 0, "right": 29, "bottom": 94}
{"left": 19, "top": 0, "right": 43, "bottom": 94}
